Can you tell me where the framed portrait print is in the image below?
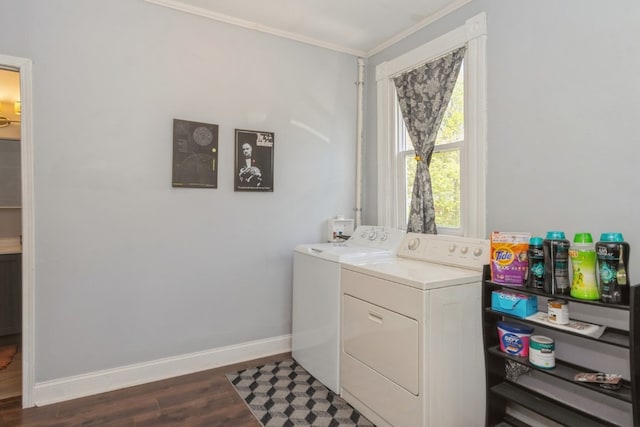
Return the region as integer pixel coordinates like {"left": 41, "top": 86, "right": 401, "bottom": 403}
{"left": 234, "top": 129, "right": 274, "bottom": 192}
{"left": 172, "top": 119, "right": 219, "bottom": 188}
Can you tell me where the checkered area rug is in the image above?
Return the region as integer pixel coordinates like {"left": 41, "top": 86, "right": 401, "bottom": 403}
{"left": 226, "top": 359, "right": 375, "bottom": 426}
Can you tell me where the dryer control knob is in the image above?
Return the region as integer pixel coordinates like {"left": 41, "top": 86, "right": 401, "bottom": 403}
{"left": 408, "top": 238, "right": 420, "bottom": 250}
{"left": 449, "top": 244, "right": 457, "bottom": 253}
{"left": 460, "top": 246, "right": 469, "bottom": 254}
{"left": 368, "top": 231, "right": 378, "bottom": 241}
{"left": 380, "top": 233, "right": 388, "bottom": 241}
{"left": 473, "top": 248, "right": 483, "bottom": 257}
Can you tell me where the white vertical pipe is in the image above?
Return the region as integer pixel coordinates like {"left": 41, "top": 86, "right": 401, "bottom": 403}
{"left": 355, "top": 57, "right": 365, "bottom": 227}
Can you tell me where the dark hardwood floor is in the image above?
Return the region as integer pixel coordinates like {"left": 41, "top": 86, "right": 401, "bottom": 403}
{"left": 0, "top": 352, "right": 290, "bottom": 426}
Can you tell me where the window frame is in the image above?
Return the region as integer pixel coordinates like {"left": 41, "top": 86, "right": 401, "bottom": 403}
{"left": 376, "top": 12, "right": 487, "bottom": 238}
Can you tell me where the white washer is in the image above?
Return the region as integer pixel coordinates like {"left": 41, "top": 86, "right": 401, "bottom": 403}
{"left": 292, "top": 225, "right": 405, "bottom": 394}
{"left": 340, "top": 233, "right": 490, "bottom": 427}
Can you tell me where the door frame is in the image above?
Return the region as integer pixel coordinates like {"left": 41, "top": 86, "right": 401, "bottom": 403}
{"left": 0, "top": 54, "right": 34, "bottom": 408}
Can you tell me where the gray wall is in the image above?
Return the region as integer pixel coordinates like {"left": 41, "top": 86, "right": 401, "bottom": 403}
{"left": 363, "top": 0, "right": 640, "bottom": 282}
{"left": 2, "top": 1, "right": 357, "bottom": 381}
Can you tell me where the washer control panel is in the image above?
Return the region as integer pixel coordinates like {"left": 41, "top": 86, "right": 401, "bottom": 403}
{"left": 397, "top": 233, "right": 490, "bottom": 270}
{"left": 346, "top": 226, "right": 405, "bottom": 251}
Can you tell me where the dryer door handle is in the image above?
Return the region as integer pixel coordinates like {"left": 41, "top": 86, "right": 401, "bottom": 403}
{"left": 368, "top": 311, "right": 383, "bottom": 324}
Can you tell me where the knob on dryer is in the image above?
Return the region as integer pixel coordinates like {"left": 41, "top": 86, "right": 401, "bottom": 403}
{"left": 408, "top": 238, "right": 420, "bottom": 250}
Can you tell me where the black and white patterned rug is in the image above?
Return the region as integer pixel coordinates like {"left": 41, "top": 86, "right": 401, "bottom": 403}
{"left": 226, "top": 359, "right": 375, "bottom": 426}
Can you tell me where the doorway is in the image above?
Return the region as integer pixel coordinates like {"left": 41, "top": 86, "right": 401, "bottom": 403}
{"left": 0, "top": 54, "right": 34, "bottom": 408}
{"left": 0, "top": 67, "right": 22, "bottom": 402}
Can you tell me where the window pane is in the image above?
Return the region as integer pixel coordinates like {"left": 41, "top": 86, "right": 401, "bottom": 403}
{"left": 405, "top": 150, "right": 460, "bottom": 227}
{"left": 397, "top": 103, "right": 414, "bottom": 151}
{"left": 400, "top": 62, "right": 462, "bottom": 150}
{"left": 405, "top": 128, "right": 413, "bottom": 151}
{"left": 431, "top": 149, "right": 460, "bottom": 228}
{"left": 436, "top": 62, "right": 464, "bottom": 146}
{"left": 405, "top": 153, "right": 417, "bottom": 219}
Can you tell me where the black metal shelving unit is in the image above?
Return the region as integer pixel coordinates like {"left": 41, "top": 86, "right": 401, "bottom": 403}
{"left": 482, "top": 265, "right": 640, "bottom": 427}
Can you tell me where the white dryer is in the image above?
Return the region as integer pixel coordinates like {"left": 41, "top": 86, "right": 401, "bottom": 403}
{"left": 292, "top": 225, "right": 405, "bottom": 394}
{"left": 340, "top": 233, "right": 490, "bottom": 427}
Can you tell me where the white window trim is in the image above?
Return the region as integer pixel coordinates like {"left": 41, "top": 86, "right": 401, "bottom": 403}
{"left": 376, "top": 12, "right": 487, "bottom": 238}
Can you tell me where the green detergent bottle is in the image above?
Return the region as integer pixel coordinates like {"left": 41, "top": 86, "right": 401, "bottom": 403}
{"left": 569, "top": 232, "right": 599, "bottom": 300}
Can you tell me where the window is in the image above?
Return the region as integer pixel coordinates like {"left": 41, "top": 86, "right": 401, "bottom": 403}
{"left": 376, "top": 13, "right": 487, "bottom": 238}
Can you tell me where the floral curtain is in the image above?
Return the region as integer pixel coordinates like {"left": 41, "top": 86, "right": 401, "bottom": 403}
{"left": 394, "top": 47, "right": 466, "bottom": 234}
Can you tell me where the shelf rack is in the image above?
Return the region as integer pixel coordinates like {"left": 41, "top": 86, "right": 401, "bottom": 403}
{"left": 482, "top": 265, "right": 640, "bottom": 426}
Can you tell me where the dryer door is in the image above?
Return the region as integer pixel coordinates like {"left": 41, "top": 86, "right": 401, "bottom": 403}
{"left": 343, "top": 294, "right": 419, "bottom": 394}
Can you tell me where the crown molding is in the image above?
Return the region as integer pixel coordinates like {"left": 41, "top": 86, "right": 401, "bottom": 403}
{"left": 367, "top": 0, "right": 472, "bottom": 57}
{"left": 143, "top": 0, "right": 367, "bottom": 57}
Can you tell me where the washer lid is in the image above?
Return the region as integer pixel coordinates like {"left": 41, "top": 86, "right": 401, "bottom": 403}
{"left": 295, "top": 242, "right": 395, "bottom": 262}
{"left": 294, "top": 226, "right": 405, "bottom": 262}
{"left": 342, "top": 257, "right": 482, "bottom": 290}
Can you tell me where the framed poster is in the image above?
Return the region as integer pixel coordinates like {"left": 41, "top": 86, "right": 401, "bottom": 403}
{"left": 234, "top": 129, "right": 274, "bottom": 192}
{"left": 172, "top": 119, "right": 219, "bottom": 188}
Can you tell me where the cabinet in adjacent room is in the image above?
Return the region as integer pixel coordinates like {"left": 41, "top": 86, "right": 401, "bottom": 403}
{"left": 0, "top": 139, "right": 21, "bottom": 207}
{"left": 0, "top": 253, "right": 21, "bottom": 336}
{"left": 482, "top": 265, "right": 639, "bottom": 426}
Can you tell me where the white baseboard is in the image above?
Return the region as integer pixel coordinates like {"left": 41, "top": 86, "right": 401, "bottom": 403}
{"left": 33, "top": 334, "right": 291, "bottom": 406}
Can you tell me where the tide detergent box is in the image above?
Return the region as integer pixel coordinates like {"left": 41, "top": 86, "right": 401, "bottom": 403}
{"left": 490, "top": 231, "right": 531, "bottom": 285}
{"left": 491, "top": 290, "right": 538, "bottom": 319}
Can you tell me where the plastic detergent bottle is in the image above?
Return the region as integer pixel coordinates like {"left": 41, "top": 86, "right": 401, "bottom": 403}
{"left": 526, "top": 237, "right": 545, "bottom": 289}
{"left": 596, "top": 233, "right": 630, "bottom": 305}
{"left": 569, "top": 233, "right": 599, "bottom": 300}
{"left": 543, "top": 231, "right": 570, "bottom": 295}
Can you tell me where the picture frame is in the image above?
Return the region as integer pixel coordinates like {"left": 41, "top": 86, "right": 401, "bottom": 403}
{"left": 234, "top": 129, "right": 274, "bottom": 192}
{"left": 172, "top": 119, "right": 219, "bottom": 188}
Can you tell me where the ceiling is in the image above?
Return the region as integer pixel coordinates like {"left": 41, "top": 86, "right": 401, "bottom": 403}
{"left": 1, "top": 1, "right": 468, "bottom": 107}
{"left": 144, "top": 0, "right": 470, "bottom": 57}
